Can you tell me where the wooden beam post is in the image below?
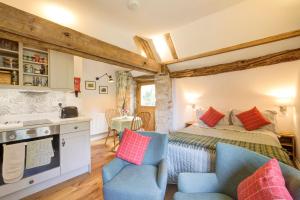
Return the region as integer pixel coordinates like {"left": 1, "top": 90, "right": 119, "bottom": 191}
{"left": 0, "top": 3, "right": 161, "bottom": 73}
{"left": 164, "top": 29, "right": 300, "bottom": 65}
{"left": 170, "top": 48, "right": 300, "bottom": 78}
{"left": 164, "top": 33, "right": 178, "bottom": 59}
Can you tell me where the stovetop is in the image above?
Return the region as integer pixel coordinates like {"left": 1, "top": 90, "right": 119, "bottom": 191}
{"left": 23, "top": 119, "right": 53, "bottom": 127}
{"left": 0, "top": 119, "right": 53, "bottom": 130}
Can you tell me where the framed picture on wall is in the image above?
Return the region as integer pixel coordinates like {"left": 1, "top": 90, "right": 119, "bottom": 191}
{"left": 99, "top": 86, "right": 108, "bottom": 94}
{"left": 85, "top": 81, "right": 96, "bottom": 90}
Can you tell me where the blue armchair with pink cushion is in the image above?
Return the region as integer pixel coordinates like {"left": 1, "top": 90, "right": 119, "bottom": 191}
{"left": 102, "top": 132, "right": 168, "bottom": 200}
{"left": 174, "top": 143, "right": 300, "bottom": 200}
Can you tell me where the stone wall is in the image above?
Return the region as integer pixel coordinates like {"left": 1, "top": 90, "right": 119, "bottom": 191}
{"left": 115, "top": 71, "right": 134, "bottom": 113}
{"left": 155, "top": 74, "right": 173, "bottom": 133}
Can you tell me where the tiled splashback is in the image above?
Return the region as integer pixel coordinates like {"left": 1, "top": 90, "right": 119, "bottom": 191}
{"left": 0, "top": 89, "right": 76, "bottom": 116}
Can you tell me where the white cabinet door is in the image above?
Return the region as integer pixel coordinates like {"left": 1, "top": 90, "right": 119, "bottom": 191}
{"left": 49, "top": 50, "right": 74, "bottom": 90}
{"left": 60, "top": 131, "right": 90, "bottom": 174}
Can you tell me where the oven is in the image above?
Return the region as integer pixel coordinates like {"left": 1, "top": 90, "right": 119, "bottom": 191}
{"left": 0, "top": 125, "right": 60, "bottom": 186}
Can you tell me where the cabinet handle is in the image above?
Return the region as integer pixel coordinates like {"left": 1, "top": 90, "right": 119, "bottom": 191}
{"left": 62, "top": 139, "right": 66, "bottom": 147}
{"left": 29, "top": 180, "right": 34, "bottom": 184}
{"left": 74, "top": 126, "right": 78, "bottom": 130}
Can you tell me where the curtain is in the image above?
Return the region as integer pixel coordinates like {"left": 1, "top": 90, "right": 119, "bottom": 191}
{"left": 115, "top": 71, "right": 134, "bottom": 114}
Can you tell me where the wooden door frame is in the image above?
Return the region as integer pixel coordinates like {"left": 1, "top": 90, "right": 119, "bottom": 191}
{"left": 136, "top": 80, "right": 155, "bottom": 108}
{"left": 136, "top": 80, "right": 156, "bottom": 131}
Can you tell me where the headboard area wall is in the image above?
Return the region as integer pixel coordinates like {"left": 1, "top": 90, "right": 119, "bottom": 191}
{"left": 172, "top": 60, "right": 300, "bottom": 131}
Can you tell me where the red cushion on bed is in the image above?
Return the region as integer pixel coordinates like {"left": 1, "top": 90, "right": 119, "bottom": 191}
{"left": 236, "top": 107, "right": 270, "bottom": 131}
{"left": 237, "top": 159, "right": 293, "bottom": 200}
{"left": 116, "top": 128, "right": 151, "bottom": 165}
{"left": 200, "top": 107, "right": 225, "bottom": 127}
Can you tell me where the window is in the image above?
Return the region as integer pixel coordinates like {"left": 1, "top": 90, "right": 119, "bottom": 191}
{"left": 141, "top": 84, "right": 156, "bottom": 106}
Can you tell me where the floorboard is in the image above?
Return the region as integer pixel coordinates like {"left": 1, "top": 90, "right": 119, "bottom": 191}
{"left": 24, "top": 138, "right": 176, "bottom": 200}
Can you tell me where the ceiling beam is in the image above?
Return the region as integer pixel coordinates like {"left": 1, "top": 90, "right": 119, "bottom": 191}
{"left": 133, "top": 75, "right": 155, "bottom": 82}
{"left": 0, "top": 3, "right": 161, "bottom": 73}
{"left": 170, "top": 48, "right": 300, "bottom": 78}
{"left": 164, "top": 33, "right": 178, "bottom": 59}
{"left": 133, "top": 36, "right": 161, "bottom": 62}
{"left": 164, "top": 29, "right": 300, "bottom": 65}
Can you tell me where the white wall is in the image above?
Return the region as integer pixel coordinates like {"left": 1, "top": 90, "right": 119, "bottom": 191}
{"left": 171, "top": 0, "right": 300, "bottom": 59}
{"left": 173, "top": 61, "right": 300, "bottom": 140}
{"left": 74, "top": 57, "right": 122, "bottom": 135}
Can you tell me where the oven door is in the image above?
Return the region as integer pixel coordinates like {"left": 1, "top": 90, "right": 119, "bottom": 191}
{"left": 0, "top": 127, "right": 60, "bottom": 186}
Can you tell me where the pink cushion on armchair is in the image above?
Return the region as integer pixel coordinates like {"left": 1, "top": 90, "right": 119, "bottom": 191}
{"left": 116, "top": 128, "right": 151, "bottom": 165}
{"left": 238, "top": 159, "right": 293, "bottom": 200}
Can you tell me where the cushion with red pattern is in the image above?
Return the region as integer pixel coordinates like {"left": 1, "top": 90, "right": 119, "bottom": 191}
{"left": 200, "top": 107, "right": 225, "bottom": 127}
{"left": 238, "top": 159, "right": 293, "bottom": 200}
{"left": 116, "top": 128, "right": 151, "bottom": 165}
{"left": 236, "top": 107, "right": 270, "bottom": 131}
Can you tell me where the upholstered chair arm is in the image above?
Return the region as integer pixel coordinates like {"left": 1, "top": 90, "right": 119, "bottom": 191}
{"left": 178, "top": 173, "right": 221, "bottom": 193}
{"left": 102, "top": 158, "right": 129, "bottom": 184}
{"left": 157, "top": 159, "right": 168, "bottom": 189}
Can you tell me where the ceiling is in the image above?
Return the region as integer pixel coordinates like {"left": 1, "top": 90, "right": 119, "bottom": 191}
{"left": 168, "top": 37, "right": 300, "bottom": 72}
{"left": 1, "top": 0, "right": 244, "bottom": 36}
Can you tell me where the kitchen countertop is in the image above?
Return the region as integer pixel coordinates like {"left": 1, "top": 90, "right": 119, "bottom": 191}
{"left": 0, "top": 116, "right": 91, "bottom": 132}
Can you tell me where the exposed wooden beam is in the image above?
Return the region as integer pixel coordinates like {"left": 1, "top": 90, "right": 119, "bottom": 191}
{"left": 170, "top": 48, "right": 300, "bottom": 78}
{"left": 0, "top": 3, "right": 161, "bottom": 73}
{"left": 133, "top": 36, "right": 161, "bottom": 62}
{"left": 133, "top": 75, "right": 155, "bottom": 82}
{"left": 164, "top": 29, "right": 300, "bottom": 65}
{"left": 164, "top": 33, "right": 178, "bottom": 59}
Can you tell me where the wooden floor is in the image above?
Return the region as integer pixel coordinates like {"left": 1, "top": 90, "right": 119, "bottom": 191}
{"left": 24, "top": 138, "right": 177, "bottom": 200}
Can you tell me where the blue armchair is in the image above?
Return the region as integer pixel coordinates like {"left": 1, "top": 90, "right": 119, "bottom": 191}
{"left": 174, "top": 143, "right": 300, "bottom": 200}
{"left": 102, "top": 132, "right": 168, "bottom": 200}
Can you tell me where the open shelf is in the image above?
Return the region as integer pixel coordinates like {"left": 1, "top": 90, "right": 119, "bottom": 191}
{"left": 23, "top": 60, "right": 48, "bottom": 65}
{"left": 0, "top": 48, "right": 18, "bottom": 55}
{"left": 23, "top": 73, "right": 48, "bottom": 77}
{"left": 0, "top": 67, "right": 19, "bottom": 71}
{"left": 23, "top": 47, "right": 48, "bottom": 54}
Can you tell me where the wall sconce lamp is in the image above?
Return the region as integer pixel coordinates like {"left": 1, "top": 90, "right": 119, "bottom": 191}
{"left": 191, "top": 104, "right": 196, "bottom": 110}
{"left": 279, "top": 105, "right": 287, "bottom": 113}
{"left": 96, "top": 73, "right": 114, "bottom": 83}
{"left": 278, "top": 104, "right": 294, "bottom": 115}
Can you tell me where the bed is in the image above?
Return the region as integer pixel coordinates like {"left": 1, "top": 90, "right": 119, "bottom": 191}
{"left": 167, "top": 124, "right": 293, "bottom": 183}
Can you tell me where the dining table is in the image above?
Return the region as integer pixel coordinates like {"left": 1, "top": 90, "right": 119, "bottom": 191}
{"left": 111, "top": 116, "right": 143, "bottom": 133}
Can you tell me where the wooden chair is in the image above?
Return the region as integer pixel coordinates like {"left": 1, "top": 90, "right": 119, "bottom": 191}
{"left": 137, "top": 112, "right": 151, "bottom": 131}
{"left": 105, "top": 109, "right": 120, "bottom": 146}
{"left": 130, "top": 115, "right": 144, "bottom": 131}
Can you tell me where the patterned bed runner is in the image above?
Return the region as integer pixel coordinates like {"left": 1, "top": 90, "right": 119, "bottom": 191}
{"left": 169, "top": 132, "right": 293, "bottom": 166}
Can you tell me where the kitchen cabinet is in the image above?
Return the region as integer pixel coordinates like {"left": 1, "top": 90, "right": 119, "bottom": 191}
{"left": 49, "top": 50, "right": 74, "bottom": 90}
{"left": 60, "top": 130, "right": 90, "bottom": 174}
{"left": 0, "top": 120, "right": 91, "bottom": 200}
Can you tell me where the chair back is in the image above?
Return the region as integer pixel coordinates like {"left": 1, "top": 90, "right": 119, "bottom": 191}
{"left": 130, "top": 115, "right": 143, "bottom": 131}
{"left": 215, "top": 143, "right": 300, "bottom": 199}
{"left": 119, "top": 131, "right": 168, "bottom": 165}
{"left": 137, "top": 112, "right": 151, "bottom": 130}
{"left": 105, "top": 109, "right": 120, "bottom": 128}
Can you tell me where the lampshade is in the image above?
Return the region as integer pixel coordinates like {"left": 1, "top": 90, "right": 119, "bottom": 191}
{"left": 108, "top": 75, "right": 114, "bottom": 83}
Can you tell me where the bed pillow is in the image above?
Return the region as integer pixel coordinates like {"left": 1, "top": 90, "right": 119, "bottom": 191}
{"left": 231, "top": 109, "right": 277, "bottom": 132}
{"left": 200, "top": 107, "right": 225, "bottom": 127}
{"left": 237, "top": 159, "right": 292, "bottom": 200}
{"left": 116, "top": 128, "right": 151, "bottom": 165}
{"left": 196, "top": 108, "right": 230, "bottom": 126}
{"left": 236, "top": 107, "right": 271, "bottom": 131}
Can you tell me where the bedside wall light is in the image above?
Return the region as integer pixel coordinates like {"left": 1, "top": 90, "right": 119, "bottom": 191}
{"left": 96, "top": 73, "right": 114, "bottom": 83}
{"left": 192, "top": 104, "right": 196, "bottom": 110}
{"left": 279, "top": 105, "right": 287, "bottom": 113}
